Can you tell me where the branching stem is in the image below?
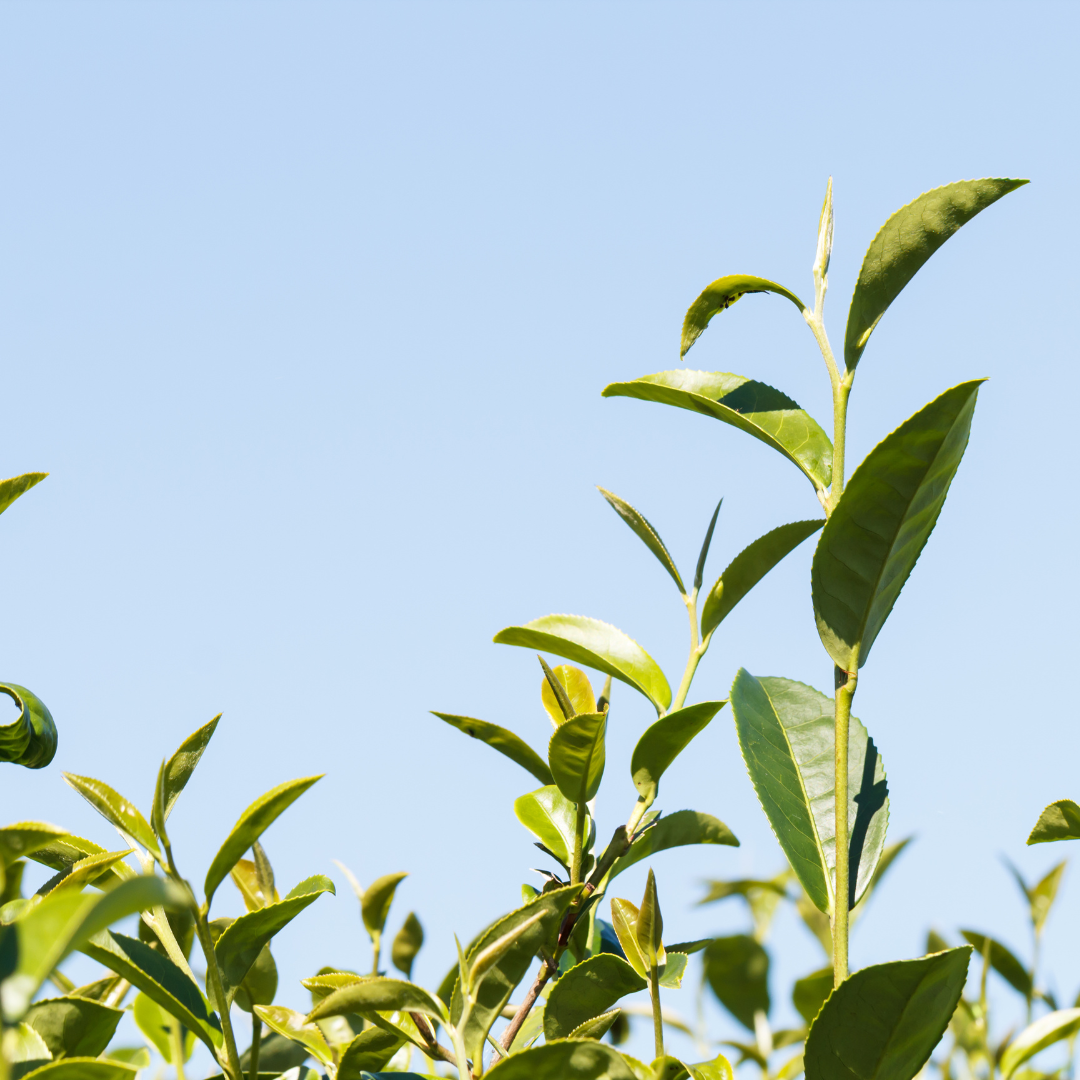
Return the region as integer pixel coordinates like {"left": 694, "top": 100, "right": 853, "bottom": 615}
{"left": 671, "top": 589, "right": 709, "bottom": 714}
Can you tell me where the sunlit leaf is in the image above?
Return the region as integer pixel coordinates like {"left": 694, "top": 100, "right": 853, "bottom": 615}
{"left": 568, "top": 1010, "right": 622, "bottom": 1041}
{"left": 61, "top": 776, "right": 158, "bottom": 859}
{"left": 630, "top": 702, "right": 725, "bottom": 806}
{"left": 681, "top": 275, "right": 805, "bottom": 358}
{"left": 1000, "top": 1009, "right": 1080, "bottom": 1080}
{"left": 0, "top": 473, "right": 47, "bottom": 518}
{"left": 540, "top": 666, "right": 597, "bottom": 726}
{"left": 545, "top": 956, "right": 644, "bottom": 1046}
{"left": 598, "top": 488, "right": 684, "bottom": 593}
{"left": 18, "top": 1060, "right": 138, "bottom": 1080}
{"left": 254, "top": 1006, "right": 334, "bottom": 1066}
{"left": 432, "top": 713, "right": 553, "bottom": 785}
{"left": 514, "top": 786, "right": 578, "bottom": 868}
{"left": 1027, "top": 801, "right": 1080, "bottom": 845}
{"left": 486, "top": 1039, "right": 638, "bottom": 1079}
{"left": 0, "top": 685, "right": 57, "bottom": 771}
{"left": 24, "top": 996, "right": 122, "bottom": 1059}
{"left": 153, "top": 715, "right": 220, "bottom": 836}
{"left": 0, "top": 824, "right": 69, "bottom": 869}
{"left": 25, "top": 836, "right": 132, "bottom": 891}
{"left": 308, "top": 977, "right": 448, "bottom": 1027}
{"left": 611, "top": 811, "right": 738, "bottom": 879}
{"left": 361, "top": 873, "right": 408, "bottom": 939}
{"left": 549, "top": 712, "right": 607, "bottom": 804}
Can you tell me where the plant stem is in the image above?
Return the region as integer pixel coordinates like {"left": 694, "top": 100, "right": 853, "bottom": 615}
{"left": 194, "top": 906, "right": 244, "bottom": 1080}
{"left": 832, "top": 665, "right": 857, "bottom": 986}
{"left": 247, "top": 1019, "right": 261, "bottom": 1080}
{"left": 670, "top": 590, "right": 708, "bottom": 714}
{"left": 649, "top": 967, "right": 664, "bottom": 1059}
{"left": 371, "top": 931, "right": 381, "bottom": 977}
{"left": 570, "top": 801, "right": 587, "bottom": 886}
{"left": 499, "top": 955, "right": 555, "bottom": 1051}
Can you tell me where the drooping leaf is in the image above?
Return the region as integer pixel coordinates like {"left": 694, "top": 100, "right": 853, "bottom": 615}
{"left": 61, "top": 776, "right": 159, "bottom": 858}
{"left": 703, "top": 936, "right": 770, "bottom": 1031}
{"left": 215, "top": 875, "right": 334, "bottom": 1004}
{"left": 0, "top": 685, "right": 58, "bottom": 771}
{"left": 631, "top": 703, "right": 725, "bottom": 806}
{"left": 1027, "top": 801, "right": 1080, "bottom": 845}
{"left": 308, "top": 978, "right": 448, "bottom": 1026}
{"left": 1000, "top": 1008, "right": 1080, "bottom": 1080}
{"left": 337, "top": 1027, "right": 406, "bottom": 1078}
{"left": 792, "top": 968, "right": 833, "bottom": 1024}
{"left": 549, "top": 712, "right": 607, "bottom": 804}
{"left": 23, "top": 996, "right": 123, "bottom": 1058}
{"left": 611, "top": 811, "right": 738, "bottom": 879}
{"left": 25, "top": 836, "right": 132, "bottom": 891}
{"left": 486, "top": 1039, "right": 638, "bottom": 1079}
{"left": 729, "top": 671, "right": 889, "bottom": 915}
{"left": 598, "top": 488, "right": 684, "bottom": 593}
{"left": 844, "top": 179, "right": 1028, "bottom": 370}
{"left": 541, "top": 665, "right": 597, "bottom": 726}
{"left": 514, "top": 786, "right": 578, "bottom": 868}
{"left": 496, "top": 615, "right": 671, "bottom": 714}
{"left": 391, "top": 913, "right": 423, "bottom": 979}
{"left": 153, "top": 715, "right": 220, "bottom": 833}
{"left": 204, "top": 776, "right": 323, "bottom": 906}
{"left": 701, "top": 521, "right": 824, "bottom": 638}
{"left": 431, "top": 713, "right": 553, "bottom": 785}
{"left": 681, "top": 275, "right": 805, "bottom": 358}
{"left": 811, "top": 381, "right": 983, "bottom": 671}
{"left": 544, "top": 955, "right": 647, "bottom": 1041}
{"left": 803, "top": 947, "right": 972, "bottom": 1080}
{"left": 254, "top": 1006, "right": 334, "bottom": 1066}
{"left": 18, "top": 1060, "right": 138, "bottom": 1080}
{"left": 0, "top": 473, "right": 47, "bottom": 518}
{"left": 602, "top": 371, "right": 832, "bottom": 494}
{"left": 133, "top": 992, "right": 195, "bottom": 1064}
{"left": 960, "top": 931, "right": 1032, "bottom": 997}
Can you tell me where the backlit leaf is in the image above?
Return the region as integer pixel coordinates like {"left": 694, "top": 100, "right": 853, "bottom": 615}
{"left": 361, "top": 873, "right": 408, "bottom": 939}
{"left": 1027, "top": 801, "right": 1080, "bottom": 845}
{"left": 514, "top": 786, "right": 578, "bottom": 868}
{"left": 681, "top": 275, "right": 805, "bottom": 358}
{"left": 154, "top": 715, "right": 220, "bottom": 829}
{"left": 254, "top": 1006, "right": 333, "bottom": 1066}
{"left": 486, "top": 1039, "right": 637, "bottom": 1079}
{"left": 1000, "top": 1009, "right": 1080, "bottom": 1080}
{"left": 631, "top": 702, "right": 725, "bottom": 805}
{"left": 540, "top": 666, "right": 597, "bottom": 726}
{"left": 549, "top": 712, "right": 607, "bottom": 804}
{"left": 25, "top": 836, "right": 132, "bottom": 891}
{"left": 432, "top": 714, "right": 552, "bottom": 785}
{"left": 0, "top": 685, "right": 57, "bottom": 771}
{"left": 611, "top": 811, "right": 738, "bottom": 879}
{"left": 0, "top": 473, "right": 47, "bottom": 518}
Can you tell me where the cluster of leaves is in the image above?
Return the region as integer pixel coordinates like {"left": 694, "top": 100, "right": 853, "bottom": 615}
{"left": 5, "top": 173, "right": 1076, "bottom": 1080}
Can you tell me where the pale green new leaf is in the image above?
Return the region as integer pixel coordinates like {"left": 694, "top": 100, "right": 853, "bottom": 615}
{"left": 361, "top": 873, "right": 408, "bottom": 939}
{"left": 0, "top": 685, "right": 58, "bottom": 771}
{"left": 254, "top": 1006, "right": 333, "bottom": 1066}
{"left": 154, "top": 715, "right": 220, "bottom": 831}
{"left": 26, "top": 835, "right": 133, "bottom": 892}
{"left": 598, "top": 487, "right": 684, "bottom": 593}
{"left": 549, "top": 712, "right": 607, "bottom": 804}
{"left": 611, "top": 811, "right": 738, "bottom": 879}
{"left": 514, "top": 786, "right": 582, "bottom": 868}
{"left": 133, "top": 992, "right": 195, "bottom": 1064}
{"left": 0, "top": 824, "right": 69, "bottom": 868}
{"left": 631, "top": 702, "right": 725, "bottom": 806}
{"left": 495, "top": 615, "right": 671, "bottom": 714}
{"left": 1027, "top": 801, "right": 1080, "bottom": 845}
{"left": 544, "top": 955, "right": 646, "bottom": 1041}
{"left": 432, "top": 713, "right": 552, "bottom": 785}
{"left": 61, "top": 776, "right": 159, "bottom": 858}
{"left": 486, "top": 1039, "right": 637, "bottom": 1079}
{"left": 1000, "top": 1009, "right": 1080, "bottom": 1080}
{"left": 681, "top": 275, "right": 805, "bottom": 358}
{"left": 568, "top": 1010, "right": 622, "bottom": 1041}
{"left": 0, "top": 472, "right": 47, "bottom": 517}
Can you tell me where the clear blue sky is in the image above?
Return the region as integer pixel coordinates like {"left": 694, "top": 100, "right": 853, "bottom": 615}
{"left": 2, "top": 0, "right": 1076, "bottom": 1070}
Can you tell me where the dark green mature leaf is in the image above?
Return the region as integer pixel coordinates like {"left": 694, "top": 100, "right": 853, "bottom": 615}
{"left": 24, "top": 996, "right": 123, "bottom": 1058}
{"left": 61, "top": 776, "right": 158, "bottom": 858}
{"left": 804, "top": 948, "right": 972, "bottom": 1080}
{"left": 701, "top": 521, "right": 824, "bottom": 638}
{"left": 216, "top": 875, "right": 334, "bottom": 1004}
{"left": 432, "top": 713, "right": 553, "bottom": 785}
{"left": 631, "top": 702, "right": 725, "bottom": 806}
{"left": 793, "top": 968, "right": 833, "bottom": 1024}
{"left": 0, "top": 685, "right": 58, "bottom": 770}
{"left": 337, "top": 1027, "right": 406, "bottom": 1078}
{"left": 153, "top": 715, "right": 220, "bottom": 832}
{"left": 18, "top": 1060, "right": 138, "bottom": 1080}
{"left": 544, "top": 955, "right": 647, "bottom": 1041}
{"left": 391, "top": 913, "right": 423, "bottom": 979}
{"left": 0, "top": 472, "right": 47, "bottom": 517}
{"left": 611, "top": 811, "right": 738, "bottom": 879}
{"left": 602, "top": 371, "right": 832, "bottom": 494}
{"left": 495, "top": 615, "right": 671, "bottom": 714}
{"left": 450, "top": 885, "right": 580, "bottom": 1066}
{"left": 960, "top": 931, "right": 1032, "bottom": 997}
{"left": 81, "top": 930, "right": 222, "bottom": 1052}
{"left": 308, "top": 978, "right": 448, "bottom": 1025}
{"left": 729, "top": 672, "right": 888, "bottom": 914}
{"left": 703, "top": 936, "right": 770, "bottom": 1031}
{"left": 549, "top": 712, "right": 607, "bottom": 804}
{"left": 486, "top": 1040, "right": 638, "bottom": 1079}
{"left": 515, "top": 786, "right": 579, "bottom": 868}
{"left": 598, "top": 488, "right": 684, "bottom": 593}
{"left": 1000, "top": 1008, "right": 1080, "bottom": 1080}
{"left": 1028, "top": 801, "right": 1080, "bottom": 845}
{"left": 25, "top": 835, "right": 132, "bottom": 892}
{"left": 844, "top": 179, "right": 1027, "bottom": 370}
{"left": 361, "top": 873, "right": 407, "bottom": 939}
{"left": 240, "top": 1032, "right": 309, "bottom": 1073}
{"left": 204, "top": 775, "right": 322, "bottom": 906}
{"left": 812, "top": 381, "right": 982, "bottom": 671}
{"left": 681, "top": 275, "right": 806, "bottom": 358}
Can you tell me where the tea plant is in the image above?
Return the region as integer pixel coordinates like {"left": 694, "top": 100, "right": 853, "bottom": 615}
{"left": 6, "top": 175, "right": 1077, "bottom": 1080}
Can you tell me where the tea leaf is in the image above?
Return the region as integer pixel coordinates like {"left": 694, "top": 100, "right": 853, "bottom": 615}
{"left": 495, "top": 615, "right": 671, "bottom": 714}
{"left": 611, "top": 811, "right": 738, "bottom": 879}
{"left": 337, "top": 1026, "right": 406, "bottom": 1077}
{"left": 309, "top": 977, "right": 449, "bottom": 1026}
{"left": 602, "top": 371, "right": 832, "bottom": 494}
{"left": 1000, "top": 1008, "right": 1080, "bottom": 1080}
{"left": 18, "top": 1060, "right": 139, "bottom": 1080}
{"left": 598, "top": 488, "right": 684, "bottom": 593}
{"left": 391, "top": 912, "right": 423, "bottom": 979}
{"left": 703, "top": 935, "right": 770, "bottom": 1031}
{"left": 549, "top": 712, "right": 607, "bottom": 804}
{"left": 25, "top": 835, "right": 133, "bottom": 891}
{"left": 0, "top": 824, "right": 69, "bottom": 868}
{"left": 701, "top": 520, "right": 824, "bottom": 638}
{"left": 360, "top": 873, "right": 408, "bottom": 939}
{"left": 133, "top": 992, "right": 195, "bottom": 1063}
{"left": 681, "top": 275, "right": 805, "bottom": 358}
{"left": 610, "top": 898, "right": 648, "bottom": 979}
{"left": 636, "top": 870, "right": 664, "bottom": 969}
{"left": 1027, "top": 800, "right": 1080, "bottom": 845}
{"left": 630, "top": 702, "right": 725, "bottom": 805}
{"left": 544, "top": 955, "right": 646, "bottom": 1041}
{"left": 959, "top": 931, "right": 1032, "bottom": 997}
{"left": 62, "top": 775, "right": 159, "bottom": 859}
{"left": 0, "top": 472, "right": 47, "bottom": 517}
{"left": 658, "top": 952, "right": 689, "bottom": 989}
{"left": 5, "top": 1021, "right": 51, "bottom": 1066}
{"left": 43, "top": 850, "right": 134, "bottom": 896}
{"left": 569, "top": 1010, "right": 622, "bottom": 1041}
{"left": 485, "top": 1039, "right": 638, "bottom": 1079}
{"left": 24, "top": 996, "right": 123, "bottom": 1058}
{"left": 693, "top": 499, "right": 723, "bottom": 592}
{"left": 804, "top": 947, "right": 972, "bottom": 1080}
{"left": 204, "top": 775, "right": 322, "bottom": 906}
{"left": 514, "top": 785, "right": 580, "bottom": 868}
{"left": 686, "top": 1055, "right": 735, "bottom": 1080}
{"left": 844, "top": 179, "right": 1027, "bottom": 370}
{"left": 0, "top": 684, "right": 58, "bottom": 771}
{"left": 154, "top": 715, "right": 220, "bottom": 827}
{"left": 729, "top": 672, "right": 888, "bottom": 914}
{"left": 540, "top": 665, "right": 596, "bottom": 725}
{"left": 792, "top": 967, "right": 832, "bottom": 1024}
{"left": 254, "top": 1006, "right": 334, "bottom": 1066}
{"left": 811, "top": 380, "right": 982, "bottom": 671}
{"left": 432, "top": 713, "right": 553, "bottom": 785}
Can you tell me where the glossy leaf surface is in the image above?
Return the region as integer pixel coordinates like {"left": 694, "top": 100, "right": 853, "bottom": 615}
{"left": 703, "top": 935, "right": 770, "bottom": 1031}
{"left": 514, "top": 786, "right": 578, "bottom": 867}
{"left": 549, "top": 712, "right": 607, "bottom": 804}
{"left": 486, "top": 1040, "right": 637, "bottom": 1079}
{"left": 631, "top": 702, "right": 725, "bottom": 805}
{"left": 24, "top": 996, "right": 122, "bottom": 1058}
{"left": 254, "top": 1006, "right": 333, "bottom": 1066}
{"left": 308, "top": 978, "right": 448, "bottom": 1025}
{"left": 432, "top": 713, "right": 552, "bottom": 785}
{"left": 612, "top": 811, "right": 738, "bottom": 879}
{"left": 811, "top": 381, "right": 982, "bottom": 671}
{"left": 844, "top": 179, "right": 1027, "bottom": 370}
{"left": 1000, "top": 1008, "right": 1080, "bottom": 1080}
{"left": 25, "top": 836, "right": 132, "bottom": 891}
{"left": 0, "top": 685, "right": 58, "bottom": 770}
{"left": 61, "top": 776, "right": 158, "bottom": 857}
{"left": 610, "top": 898, "right": 648, "bottom": 979}
{"left": 603, "top": 371, "right": 832, "bottom": 493}
{"left": 541, "top": 666, "right": 596, "bottom": 726}
{"left": 495, "top": 615, "right": 671, "bottom": 714}
{"left": 598, "top": 487, "right": 684, "bottom": 592}
{"left": 154, "top": 715, "right": 220, "bottom": 827}
{"left": 701, "top": 521, "right": 824, "bottom": 637}
{"left": 568, "top": 1010, "right": 622, "bottom": 1041}
{"left": 730, "top": 671, "right": 888, "bottom": 914}
{"left": 681, "top": 275, "right": 805, "bottom": 358}
{"left": 1027, "top": 800, "right": 1080, "bottom": 845}
{"left": 804, "top": 947, "right": 971, "bottom": 1080}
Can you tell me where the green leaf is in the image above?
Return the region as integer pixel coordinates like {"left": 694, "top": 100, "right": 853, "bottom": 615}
{"left": 549, "top": 712, "right": 607, "bottom": 804}
{"left": 337, "top": 1028, "right": 406, "bottom": 1079}
{"left": 81, "top": 930, "right": 222, "bottom": 1052}
{"left": 133, "top": 993, "right": 195, "bottom": 1064}
{"left": 240, "top": 1032, "right": 309, "bottom": 1073}
{"left": 631, "top": 703, "right": 725, "bottom": 805}
{"left": 449, "top": 885, "right": 580, "bottom": 1067}
{"left": 18, "top": 1061, "right": 138, "bottom": 1080}
{"left": 0, "top": 824, "right": 69, "bottom": 868}
{"left": 153, "top": 715, "right": 220, "bottom": 833}
{"left": 792, "top": 968, "right": 832, "bottom": 1024}
{"left": 100, "top": 1049, "right": 150, "bottom": 1072}
{"left": 693, "top": 500, "right": 722, "bottom": 592}
{"left": 701, "top": 521, "right": 824, "bottom": 638}
{"left": 610, "top": 899, "right": 648, "bottom": 979}
{"left": 0, "top": 472, "right": 47, "bottom": 517}
{"left": 686, "top": 1055, "right": 735, "bottom": 1080}
{"left": 44, "top": 851, "right": 134, "bottom": 896}
{"left": 254, "top": 1006, "right": 334, "bottom": 1066}
{"left": 611, "top": 811, "right": 738, "bottom": 879}
{"left": 597, "top": 488, "right": 684, "bottom": 593}
{"left": 0, "top": 684, "right": 57, "bottom": 771}
{"left": 23, "top": 996, "right": 122, "bottom": 1059}
{"left": 811, "top": 381, "right": 983, "bottom": 671}
{"left": 495, "top": 615, "right": 671, "bottom": 714}
{"left": 636, "top": 870, "right": 664, "bottom": 969}
{"left": 1030, "top": 862, "right": 1067, "bottom": 935}
{"left": 658, "top": 952, "right": 688, "bottom": 989}
{"left": 233, "top": 942, "right": 277, "bottom": 1013}
{"left": 4, "top": 1021, "right": 51, "bottom": 1069}
{"left": 391, "top": 912, "right": 423, "bottom": 979}
{"left": 25, "top": 835, "right": 133, "bottom": 892}
{"left": 543, "top": 956, "right": 643, "bottom": 1044}
{"left": 569, "top": 1010, "right": 622, "bottom": 1041}
{"left": 844, "top": 179, "right": 1027, "bottom": 370}
{"left": 729, "top": 671, "right": 889, "bottom": 915}
{"left": 216, "top": 875, "right": 334, "bottom": 1004}
{"left": 361, "top": 873, "right": 408, "bottom": 940}
{"left": 540, "top": 665, "right": 596, "bottom": 726}
{"left": 514, "top": 786, "right": 578, "bottom": 868}
{"left": 681, "top": 275, "right": 805, "bottom": 358}
{"left": 703, "top": 935, "right": 770, "bottom": 1031}
{"left": 804, "top": 947, "right": 972, "bottom": 1080}
{"left": 1028, "top": 801, "right": 1080, "bottom": 845}
{"left": 486, "top": 1040, "right": 638, "bottom": 1079}
{"left": 308, "top": 977, "right": 448, "bottom": 1026}
{"left": 432, "top": 713, "right": 553, "bottom": 785}
{"left": 960, "top": 931, "right": 1032, "bottom": 997}
{"left": 61, "top": 776, "right": 159, "bottom": 858}
{"left": 1000, "top": 1009, "right": 1080, "bottom": 1080}
{"left": 602, "top": 371, "right": 832, "bottom": 494}
{"left": 204, "top": 775, "right": 322, "bottom": 906}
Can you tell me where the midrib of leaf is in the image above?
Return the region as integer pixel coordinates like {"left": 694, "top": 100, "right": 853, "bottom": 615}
{"left": 868, "top": 967, "right": 940, "bottom": 1079}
